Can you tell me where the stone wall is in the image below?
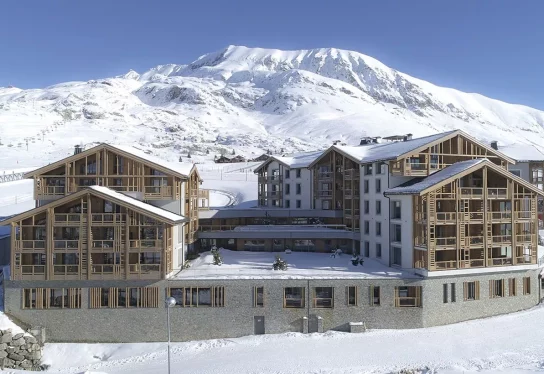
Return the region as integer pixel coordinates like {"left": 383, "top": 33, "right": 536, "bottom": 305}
{"left": 0, "top": 329, "right": 43, "bottom": 370}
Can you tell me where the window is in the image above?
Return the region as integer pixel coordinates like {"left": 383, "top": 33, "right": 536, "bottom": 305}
{"left": 313, "top": 287, "right": 334, "bottom": 308}
{"left": 443, "top": 284, "right": 448, "bottom": 303}
{"left": 296, "top": 183, "right": 301, "bottom": 194}
{"left": 285, "top": 200, "right": 290, "bottom": 208}
{"left": 364, "top": 221, "right": 369, "bottom": 234}
{"left": 392, "top": 224, "right": 402, "bottom": 243}
{"left": 376, "top": 222, "right": 382, "bottom": 236}
{"left": 364, "top": 241, "right": 370, "bottom": 257}
{"left": 166, "top": 287, "right": 224, "bottom": 307}
{"left": 451, "top": 283, "right": 456, "bottom": 302}
{"left": 369, "top": 286, "right": 380, "bottom": 306}
{"left": 509, "top": 278, "right": 517, "bottom": 296}
{"left": 296, "top": 169, "right": 301, "bottom": 178}
{"left": 285, "top": 184, "right": 290, "bottom": 195}
{"left": 523, "top": 277, "right": 531, "bottom": 295}
{"left": 90, "top": 287, "right": 159, "bottom": 308}
{"left": 296, "top": 200, "right": 301, "bottom": 208}
{"left": 463, "top": 281, "right": 480, "bottom": 301}
{"left": 363, "top": 180, "right": 369, "bottom": 193}
{"left": 510, "top": 169, "right": 521, "bottom": 177}
{"left": 391, "top": 201, "right": 401, "bottom": 219}
{"left": 394, "top": 286, "right": 422, "bottom": 307}
{"left": 376, "top": 162, "right": 385, "bottom": 175}
{"left": 285, "top": 170, "right": 290, "bottom": 179}
{"left": 254, "top": 286, "right": 264, "bottom": 307}
{"left": 392, "top": 246, "right": 402, "bottom": 266}
{"left": 284, "top": 287, "right": 305, "bottom": 308}
{"left": 364, "top": 200, "right": 369, "bottom": 214}
{"left": 376, "top": 200, "right": 381, "bottom": 215}
{"left": 490, "top": 279, "right": 505, "bottom": 298}
{"left": 347, "top": 286, "right": 357, "bottom": 306}
{"left": 364, "top": 164, "right": 373, "bottom": 175}
{"left": 23, "top": 288, "right": 81, "bottom": 309}
{"left": 376, "top": 243, "right": 382, "bottom": 258}
{"left": 376, "top": 179, "right": 381, "bottom": 193}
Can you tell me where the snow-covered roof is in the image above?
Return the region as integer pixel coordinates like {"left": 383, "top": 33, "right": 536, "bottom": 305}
{"left": 333, "top": 131, "right": 458, "bottom": 164}
{"left": 0, "top": 226, "right": 10, "bottom": 239}
{"left": 385, "top": 159, "right": 487, "bottom": 195}
{"left": 273, "top": 150, "right": 325, "bottom": 168}
{"left": 498, "top": 144, "right": 544, "bottom": 162}
{"left": 88, "top": 186, "right": 186, "bottom": 223}
{"left": 108, "top": 144, "right": 195, "bottom": 177}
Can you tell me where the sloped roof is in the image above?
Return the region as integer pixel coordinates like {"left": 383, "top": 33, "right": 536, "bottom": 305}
{"left": 385, "top": 158, "right": 544, "bottom": 196}
{"left": 385, "top": 159, "right": 486, "bottom": 195}
{"left": 499, "top": 144, "right": 544, "bottom": 162}
{"left": 254, "top": 150, "right": 325, "bottom": 173}
{"left": 0, "top": 186, "right": 186, "bottom": 226}
{"left": 24, "top": 144, "right": 196, "bottom": 179}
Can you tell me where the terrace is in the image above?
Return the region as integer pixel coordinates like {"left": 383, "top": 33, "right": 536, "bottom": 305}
{"left": 171, "top": 249, "right": 416, "bottom": 280}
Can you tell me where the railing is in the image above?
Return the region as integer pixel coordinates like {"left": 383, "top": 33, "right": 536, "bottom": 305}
{"left": 92, "top": 240, "right": 114, "bottom": 249}
{"left": 487, "top": 258, "right": 513, "bottom": 266}
{"left": 317, "top": 172, "right": 333, "bottom": 180}
{"left": 317, "top": 190, "right": 333, "bottom": 197}
{"left": 19, "top": 240, "right": 45, "bottom": 250}
{"left": 465, "top": 259, "right": 485, "bottom": 268}
{"left": 515, "top": 256, "right": 533, "bottom": 264}
{"left": 515, "top": 211, "right": 532, "bottom": 220}
{"left": 199, "top": 225, "right": 237, "bottom": 232}
{"left": 467, "top": 236, "right": 484, "bottom": 246}
{"left": 107, "top": 185, "right": 140, "bottom": 192}
{"left": 466, "top": 212, "right": 484, "bottom": 220}
{"left": 91, "top": 213, "right": 126, "bottom": 224}
{"left": 258, "top": 176, "right": 283, "bottom": 183}
{"left": 516, "top": 234, "right": 533, "bottom": 243}
{"left": 408, "top": 162, "right": 427, "bottom": 171}
{"left": 434, "top": 261, "right": 457, "bottom": 270}
{"left": 40, "top": 186, "right": 66, "bottom": 195}
{"left": 489, "top": 212, "right": 511, "bottom": 220}
{"left": 54, "top": 240, "right": 79, "bottom": 249}
{"left": 487, "top": 188, "right": 508, "bottom": 199}
{"left": 144, "top": 186, "right": 172, "bottom": 197}
{"left": 130, "top": 240, "right": 162, "bottom": 248}
{"left": 435, "top": 237, "right": 456, "bottom": 246}
{"left": 91, "top": 265, "right": 115, "bottom": 274}
{"left": 53, "top": 265, "right": 79, "bottom": 275}
{"left": 54, "top": 214, "right": 82, "bottom": 224}
{"left": 491, "top": 235, "right": 512, "bottom": 244}
{"left": 21, "top": 265, "right": 45, "bottom": 275}
{"left": 344, "top": 170, "right": 360, "bottom": 180}
{"left": 435, "top": 212, "right": 457, "bottom": 222}
{"left": 128, "top": 264, "right": 160, "bottom": 273}
{"left": 344, "top": 189, "right": 352, "bottom": 198}
{"left": 459, "top": 188, "right": 483, "bottom": 198}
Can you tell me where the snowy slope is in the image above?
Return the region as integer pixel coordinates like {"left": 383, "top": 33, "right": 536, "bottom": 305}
{"left": 2, "top": 45, "right": 544, "bottom": 169}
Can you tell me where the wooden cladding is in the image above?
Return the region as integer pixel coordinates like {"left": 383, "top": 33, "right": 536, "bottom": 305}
{"left": 22, "top": 288, "right": 81, "bottom": 309}
{"left": 167, "top": 287, "right": 225, "bottom": 308}
{"left": 89, "top": 287, "right": 159, "bottom": 308}
{"left": 523, "top": 277, "right": 531, "bottom": 295}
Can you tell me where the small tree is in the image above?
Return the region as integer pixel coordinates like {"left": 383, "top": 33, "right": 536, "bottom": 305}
{"left": 211, "top": 246, "right": 223, "bottom": 266}
{"left": 231, "top": 149, "right": 235, "bottom": 155}
{"left": 187, "top": 152, "right": 191, "bottom": 159}
{"left": 206, "top": 149, "right": 210, "bottom": 154}
{"left": 272, "top": 255, "right": 288, "bottom": 271}
{"left": 179, "top": 156, "right": 183, "bottom": 162}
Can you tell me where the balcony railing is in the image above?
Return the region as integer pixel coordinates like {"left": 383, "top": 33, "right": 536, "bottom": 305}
{"left": 515, "top": 256, "right": 533, "bottom": 264}
{"left": 40, "top": 186, "right": 66, "bottom": 195}
{"left": 129, "top": 264, "right": 160, "bottom": 274}
{"left": 487, "top": 188, "right": 508, "bottom": 199}
{"left": 434, "top": 260, "right": 457, "bottom": 270}
{"left": 91, "top": 213, "right": 126, "bottom": 224}
{"left": 317, "top": 172, "right": 333, "bottom": 180}
{"left": 54, "top": 240, "right": 79, "bottom": 249}
{"left": 18, "top": 240, "right": 45, "bottom": 250}
{"left": 516, "top": 234, "right": 533, "bottom": 243}
{"left": 435, "top": 237, "right": 456, "bottom": 247}
{"left": 467, "top": 236, "right": 484, "bottom": 246}
{"left": 460, "top": 259, "right": 485, "bottom": 268}
{"left": 91, "top": 264, "right": 116, "bottom": 274}
{"left": 21, "top": 265, "right": 45, "bottom": 275}
{"left": 130, "top": 240, "right": 162, "bottom": 248}
{"left": 92, "top": 240, "right": 114, "bottom": 249}
{"left": 344, "top": 170, "right": 360, "bottom": 180}
{"left": 54, "top": 214, "right": 82, "bottom": 224}
{"left": 491, "top": 235, "right": 512, "bottom": 244}
{"left": 487, "top": 257, "right": 513, "bottom": 266}
{"left": 408, "top": 162, "right": 427, "bottom": 171}
{"left": 53, "top": 265, "right": 79, "bottom": 275}
{"left": 144, "top": 186, "right": 172, "bottom": 197}
{"left": 258, "top": 176, "right": 283, "bottom": 183}
{"left": 435, "top": 212, "right": 457, "bottom": 222}
{"left": 515, "top": 211, "right": 532, "bottom": 220}
{"left": 459, "top": 188, "right": 483, "bottom": 199}
{"left": 317, "top": 190, "right": 333, "bottom": 197}
{"left": 489, "top": 211, "right": 511, "bottom": 220}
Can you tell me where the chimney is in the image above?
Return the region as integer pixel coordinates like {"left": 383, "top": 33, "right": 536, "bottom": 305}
{"left": 74, "top": 145, "right": 82, "bottom": 155}
{"left": 490, "top": 141, "right": 498, "bottom": 150}
{"left": 403, "top": 133, "right": 413, "bottom": 142}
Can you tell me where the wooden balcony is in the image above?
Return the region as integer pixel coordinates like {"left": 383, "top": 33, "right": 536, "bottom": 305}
{"left": 91, "top": 213, "right": 126, "bottom": 224}
{"left": 129, "top": 240, "right": 162, "bottom": 249}
{"left": 144, "top": 186, "right": 173, "bottom": 199}
{"left": 317, "top": 172, "right": 333, "bottom": 181}
{"left": 487, "top": 257, "right": 513, "bottom": 266}
{"left": 54, "top": 214, "right": 82, "bottom": 225}
{"left": 435, "top": 260, "right": 457, "bottom": 270}
{"left": 516, "top": 234, "right": 533, "bottom": 243}
{"left": 487, "top": 188, "right": 508, "bottom": 199}
{"left": 37, "top": 185, "right": 66, "bottom": 197}
{"left": 54, "top": 240, "right": 79, "bottom": 250}
{"left": 491, "top": 235, "right": 512, "bottom": 244}
{"left": 515, "top": 255, "right": 533, "bottom": 264}
{"left": 435, "top": 237, "right": 456, "bottom": 248}
{"left": 16, "top": 240, "right": 46, "bottom": 250}
{"left": 515, "top": 211, "right": 532, "bottom": 220}
{"left": 466, "top": 236, "right": 484, "bottom": 247}
{"left": 344, "top": 169, "right": 360, "bottom": 180}
{"left": 460, "top": 259, "right": 485, "bottom": 268}
{"left": 434, "top": 212, "right": 457, "bottom": 224}
{"left": 258, "top": 176, "right": 283, "bottom": 184}
{"left": 21, "top": 265, "right": 46, "bottom": 278}
{"left": 53, "top": 265, "right": 79, "bottom": 276}
{"left": 92, "top": 240, "right": 115, "bottom": 249}
{"left": 344, "top": 209, "right": 360, "bottom": 218}
{"left": 459, "top": 188, "right": 483, "bottom": 199}
{"left": 317, "top": 190, "right": 333, "bottom": 198}
{"left": 489, "top": 211, "right": 511, "bottom": 222}
{"left": 128, "top": 264, "right": 161, "bottom": 278}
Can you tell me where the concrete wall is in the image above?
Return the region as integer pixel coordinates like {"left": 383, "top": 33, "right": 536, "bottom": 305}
{"left": 3, "top": 271, "right": 540, "bottom": 343}
{"left": 149, "top": 200, "right": 182, "bottom": 215}
{"left": 508, "top": 162, "right": 531, "bottom": 182}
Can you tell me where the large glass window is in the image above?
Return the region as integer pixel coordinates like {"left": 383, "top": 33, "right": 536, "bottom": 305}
{"left": 284, "top": 287, "right": 305, "bottom": 308}
{"left": 313, "top": 287, "right": 333, "bottom": 308}
{"left": 392, "top": 201, "right": 401, "bottom": 219}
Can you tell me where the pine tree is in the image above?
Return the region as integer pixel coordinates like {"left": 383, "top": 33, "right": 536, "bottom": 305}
{"left": 187, "top": 152, "right": 191, "bottom": 159}
{"left": 231, "top": 149, "right": 235, "bottom": 155}
{"left": 206, "top": 149, "right": 210, "bottom": 154}
{"left": 179, "top": 156, "right": 183, "bottom": 162}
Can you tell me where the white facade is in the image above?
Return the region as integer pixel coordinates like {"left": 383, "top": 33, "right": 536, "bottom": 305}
{"left": 261, "top": 160, "right": 313, "bottom": 209}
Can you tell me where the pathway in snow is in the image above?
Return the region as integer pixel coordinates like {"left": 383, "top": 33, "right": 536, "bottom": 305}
{"left": 42, "top": 305, "right": 544, "bottom": 374}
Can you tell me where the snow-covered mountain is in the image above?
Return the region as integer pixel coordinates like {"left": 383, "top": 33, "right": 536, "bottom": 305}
{"left": 2, "top": 45, "right": 544, "bottom": 168}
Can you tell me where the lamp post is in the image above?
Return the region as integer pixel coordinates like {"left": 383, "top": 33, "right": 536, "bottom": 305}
{"left": 165, "top": 296, "right": 176, "bottom": 374}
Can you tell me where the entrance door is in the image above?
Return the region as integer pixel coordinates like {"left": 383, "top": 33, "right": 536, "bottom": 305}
{"left": 254, "top": 316, "right": 265, "bottom": 335}
{"left": 308, "top": 315, "right": 319, "bottom": 333}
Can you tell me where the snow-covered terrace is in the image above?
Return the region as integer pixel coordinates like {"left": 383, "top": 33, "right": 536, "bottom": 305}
{"left": 171, "top": 249, "right": 415, "bottom": 279}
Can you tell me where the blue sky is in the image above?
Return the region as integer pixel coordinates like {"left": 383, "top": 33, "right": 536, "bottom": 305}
{"left": 1, "top": 0, "right": 543, "bottom": 108}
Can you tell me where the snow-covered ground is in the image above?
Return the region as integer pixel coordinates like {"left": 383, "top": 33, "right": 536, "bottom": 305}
{"left": 172, "top": 249, "right": 412, "bottom": 279}
{"left": 0, "top": 179, "right": 34, "bottom": 216}
{"left": 35, "top": 305, "right": 544, "bottom": 374}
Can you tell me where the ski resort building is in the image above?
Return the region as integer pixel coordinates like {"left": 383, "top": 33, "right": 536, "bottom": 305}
{"left": 1, "top": 132, "right": 543, "bottom": 343}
